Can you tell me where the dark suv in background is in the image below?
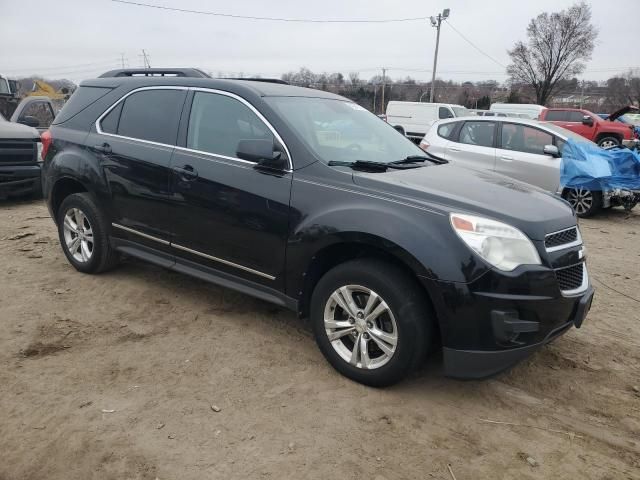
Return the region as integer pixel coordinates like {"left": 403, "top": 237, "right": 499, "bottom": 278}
{"left": 42, "top": 69, "right": 594, "bottom": 386}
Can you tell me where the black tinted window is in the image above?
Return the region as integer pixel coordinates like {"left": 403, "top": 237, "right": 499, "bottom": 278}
{"left": 458, "top": 121, "right": 495, "bottom": 147}
{"left": 567, "top": 111, "right": 586, "bottom": 122}
{"left": 187, "top": 91, "right": 273, "bottom": 159}
{"left": 439, "top": 107, "right": 454, "bottom": 119}
{"left": 54, "top": 86, "right": 111, "bottom": 124}
{"left": 100, "top": 102, "right": 122, "bottom": 134}
{"left": 116, "top": 89, "right": 185, "bottom": 144}
{"left": 437, "top": 122, "right": 457, "bottom": 139}
{"left": 545, "top": 110, "right": 568, "bottom": 121}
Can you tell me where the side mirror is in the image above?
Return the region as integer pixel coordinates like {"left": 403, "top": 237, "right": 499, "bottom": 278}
{"left": 236, "top": 139, "right": 286, "bottom": 170}
{"left": 582, "top": 115, "right": 593, "bottom": 126}
{"left": 18, "top": 115, "right": 40, "bottom": 128}
{"left": 543, "top": 144, "right": 560, "bottom": 158}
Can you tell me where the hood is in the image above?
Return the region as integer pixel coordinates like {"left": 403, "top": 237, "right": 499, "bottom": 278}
{"left": 607, "top": 105, "right": 639, "bottom": 121}
{"left": 352, "top": 164, "right": 575, "bottom": 241}
{"left": 0, "top": 119, "right": 39, "bottom": 139}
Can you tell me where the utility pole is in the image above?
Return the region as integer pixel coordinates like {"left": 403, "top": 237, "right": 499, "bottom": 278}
{"left": 429, "top": 8, "right": 450, "bottom": 103}
{"left": 120, "top": 53, "right": 126, "bottom": 69}
{"left": 579, "top": 81, "right": 584, "bottom": 109}
{"left": 373, "top": 85, "right": 377, "bottom": 114}
{"left": 381, "top": 67, "right": 386, "bottom": 114}
{"left": 140, "top": 49, "right": 151, "bottom": 69}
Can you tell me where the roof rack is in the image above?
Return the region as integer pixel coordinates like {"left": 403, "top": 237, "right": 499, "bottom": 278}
{"left": 98, "top": 68, "right": 211, "bottom": 78}
{"left": 224, "top": 78, "right": 289, "bottom": 85}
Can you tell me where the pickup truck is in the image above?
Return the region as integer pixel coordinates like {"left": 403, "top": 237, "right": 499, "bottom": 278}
{"left": 540, "top": 107, "right": 635, "bottom": 148}
{"left": 0, "top": 96, "right": 56, "bottom": 199}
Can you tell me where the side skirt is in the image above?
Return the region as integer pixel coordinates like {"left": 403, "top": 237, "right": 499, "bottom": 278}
{"left": 110, "top": 237, "right": 298, "bottom": 311}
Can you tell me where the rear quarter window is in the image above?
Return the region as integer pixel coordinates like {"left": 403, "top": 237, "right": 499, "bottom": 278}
{"left": 53, "top": 86, "right": 112, "bottom": 125}
{"left": 437, "top": 122, "right": 457, "bottom": 139}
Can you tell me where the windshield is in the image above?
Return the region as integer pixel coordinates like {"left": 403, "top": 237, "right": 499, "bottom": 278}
{"left": 265, "top": 97, "right": 425, "bottom": 164}
{"left": 452, "top": 106, "right": 470, "bottom": 117}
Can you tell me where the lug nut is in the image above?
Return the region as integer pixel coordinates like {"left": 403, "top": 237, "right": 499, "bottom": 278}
{"left": 366, "top": 321, "right": 373, "bottom": 328}
{"left": 349, "top": 318, "right": 355, "bottom": 324}
{"left": 363, "top": 333, "right": 370, "bottom": 339}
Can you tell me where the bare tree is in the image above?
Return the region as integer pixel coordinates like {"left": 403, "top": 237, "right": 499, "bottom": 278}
{"left": 507, "top": 2, "right": 597, "bottom": 106}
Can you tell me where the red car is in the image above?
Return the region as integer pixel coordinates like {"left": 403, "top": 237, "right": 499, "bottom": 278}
{"left": 539, "top": 107, "right": 635, "bottom": 148}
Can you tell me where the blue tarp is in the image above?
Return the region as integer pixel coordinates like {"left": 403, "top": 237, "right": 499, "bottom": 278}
{"left": 560, "top": 139, "right": 640, "bottom": 191}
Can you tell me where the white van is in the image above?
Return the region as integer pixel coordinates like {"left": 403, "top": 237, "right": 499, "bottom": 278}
{"left": 385, "top": 101, "right": 469, "bottom": 143}
{"left": 489, "top": 103, "right": 547, "bottom": 120}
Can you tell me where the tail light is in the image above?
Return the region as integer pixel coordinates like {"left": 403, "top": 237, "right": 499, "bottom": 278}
{"left": 419, "top": 140, "right": 430, "bottom": 151}
{"left": 40, "top": 130, "right": 52, "bottom": 161}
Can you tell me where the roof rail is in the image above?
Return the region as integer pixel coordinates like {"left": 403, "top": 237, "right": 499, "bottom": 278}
{"left": 225, "top": 78, "right": 289, "bottom": 85}
{"left": 99, "top": 68, "right": 211, "bottom": 78}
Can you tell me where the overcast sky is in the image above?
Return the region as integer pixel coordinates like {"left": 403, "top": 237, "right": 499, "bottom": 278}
{"left": 1, "top": 0, "right": 637, "bottom": 84}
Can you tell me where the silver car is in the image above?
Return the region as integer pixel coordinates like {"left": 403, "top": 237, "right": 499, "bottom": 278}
{"left": 419, "top": 116, "right": 603, "bottom": 216}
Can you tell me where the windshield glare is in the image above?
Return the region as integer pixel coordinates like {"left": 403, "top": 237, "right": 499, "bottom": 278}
{"left": 540, "top": 122, "right": 595, "bottom": 144}
{"left": 265, "top": 97, "right": 425, "bottom": 164}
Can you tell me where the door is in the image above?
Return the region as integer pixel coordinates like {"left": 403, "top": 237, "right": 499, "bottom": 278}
{"left": 495, "top": 123, "right": 560, "bottom": 192}
{"left": 168, "top": 90, "right": 292, "bottom": 287}
{"left": 445, "top": 120, "right": 497, "bottom": 173}
{"left": 13, "top": 98, "right": 55, "bottom": 132}
{"left": 88, "top": 87, "right": 187, "bottom": 247}
{"left": 563, "top": 111, "right": 595, "bottom": 140}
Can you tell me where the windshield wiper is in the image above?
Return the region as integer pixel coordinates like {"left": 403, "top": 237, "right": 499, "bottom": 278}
{"left": 391, "top": 154, "right": 448, "bottom": 165}
{"left": 327, "top": 160, "right": 423, "bottom": 171}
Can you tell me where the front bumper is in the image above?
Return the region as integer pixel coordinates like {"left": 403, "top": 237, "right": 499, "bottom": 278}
{"left": 0, "top": 164, "right": 41, "bottom": 199}
{"left": 420, "top": 258, "right": 594, "bottom": 379}
{"left": 442, "top": 286, "right": 594, "bottom": 378}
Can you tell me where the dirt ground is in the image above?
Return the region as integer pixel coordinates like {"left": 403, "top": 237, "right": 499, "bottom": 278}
{"left": 1, "top": 199, "right": 639, "bottom": 480}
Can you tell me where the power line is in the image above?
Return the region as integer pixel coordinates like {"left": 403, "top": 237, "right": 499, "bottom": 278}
{"left": 443, "top": 20, "right": 507, "bottom": 69}
{"left": 110, "top": 0, "right": 430, "bottom": 23}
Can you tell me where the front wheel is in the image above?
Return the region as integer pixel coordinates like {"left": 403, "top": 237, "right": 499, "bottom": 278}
{"left": 310, "top": 259, "right": 432, "bottom": 387}
{"left": 563, "top": 188, "right": 602, "bottom": 217}
{"left": 597, "top": 136, "right": 620, "bottom": 149}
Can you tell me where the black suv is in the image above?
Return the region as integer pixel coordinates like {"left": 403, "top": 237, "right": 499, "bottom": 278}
{"left": 42, "top": 69, "right": 594, "bottom": 386}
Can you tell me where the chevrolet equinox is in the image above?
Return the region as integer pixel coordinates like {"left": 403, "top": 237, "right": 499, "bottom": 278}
{"left": 42, "top": 69, "right": 594, "bottom": 386}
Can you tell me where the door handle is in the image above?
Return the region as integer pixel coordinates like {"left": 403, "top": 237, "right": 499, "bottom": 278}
{"left": 93, "top": 142, "right": 112, "bottom": 154}
{"left": 500, "top": 155, "right": 514, "bottom": 161}
{"left": 172, "top": 164, "right": 198, "bottom": 180}
{"left": 449, "top": 147, "right": 461, "bottom": 152}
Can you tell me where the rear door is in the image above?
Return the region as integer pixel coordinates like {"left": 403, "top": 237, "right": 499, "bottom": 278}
{"left": 495, "top": 123, "right": 560, "bottom": 191}
{"left": 445, "top": 120, "right": 497, "bottom": 173}
{"left": 88, "top": 87, "right": 187, "bottom": 249}
{"left": 167, "top": 89, "right": 292, "bottom": 288}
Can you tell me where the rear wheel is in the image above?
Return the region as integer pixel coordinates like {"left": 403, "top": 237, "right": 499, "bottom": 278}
{"left": 563, "top": 188, "right": 602, "bottom": 217}
{"left": 57, "top": 193, "right": 120, "bottom": 273}
{"left": 310, "top": 259, "right": 431, "bottom": 387}
{"left": 597, "top": 136, "right": 620, "bottom": 148}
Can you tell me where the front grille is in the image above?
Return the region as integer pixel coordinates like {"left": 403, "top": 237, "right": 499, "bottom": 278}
{"left": 555, "top": 263, "right": 584, "bottom": 291}
{"left": 0, "top": 140, "right": 36, "bottom": 165}
{"left": 545, "top": 227, "right": 579, "bottom": 250}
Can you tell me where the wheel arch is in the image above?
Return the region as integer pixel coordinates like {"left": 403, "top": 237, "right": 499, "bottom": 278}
{"left": 51, "top": 176, "right": 90, "bottom": 222}
{"left": 595, "top": 132, "right": 622, "bottom": 144}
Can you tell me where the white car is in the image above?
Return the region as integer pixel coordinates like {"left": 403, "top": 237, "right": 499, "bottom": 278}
{"left": 419, "top": 116, "right": 606, "bottom": 216}
{"left": 489, "top": 103, "right": 547, "bottom": 119}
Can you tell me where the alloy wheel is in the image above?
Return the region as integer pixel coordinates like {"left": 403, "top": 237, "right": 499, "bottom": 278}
{"left": 566, "top": 188, "right": 593, "bottom": 216}
{"left": 599, "top": 139, "right": 617, "bottom": 149}
{"left": 323, "top": 285, "right": 398, "bottom": 370}
{"left": 63, "top": 207, "right": 94, "bottom": 263}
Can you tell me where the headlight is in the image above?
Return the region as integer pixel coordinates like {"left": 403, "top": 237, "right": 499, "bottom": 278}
{"left": 450, "top": 213, "right": 541, "bottom": 271}
{"left": 36, "top": 142, "right": 43, "bottom": 163}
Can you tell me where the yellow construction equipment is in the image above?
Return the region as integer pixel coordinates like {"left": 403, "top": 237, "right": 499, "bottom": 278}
{"left": 27, "top": 80, "right": 68, "bottom": 100}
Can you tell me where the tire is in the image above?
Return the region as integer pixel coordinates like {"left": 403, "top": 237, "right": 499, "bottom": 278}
{"left": 57, "top": 192, "right": 120, "bottom": 273}
{"left": 563, "top": 188, "right": 602, "bottom": 218}
{"left": 597, "top": 136, "right": 620, "bottom": 149}
{"left": 310, "top": 259, "right": 432, "bottom": 387}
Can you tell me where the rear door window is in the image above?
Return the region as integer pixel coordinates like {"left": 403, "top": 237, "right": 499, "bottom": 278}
{"left": 458, "top": 121, "right": 496, "bottom": 147}
{"left": 186, "top": 91, "right": 274, "bottom": 159}
{"left": 110, "top": 89, "right": 186, "bottom": 145}
{"left": 545, "top": 110, "right": 568, "bottom": 121}
{"left": 501, "top": 124, "right": 553, "bottom": 155}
